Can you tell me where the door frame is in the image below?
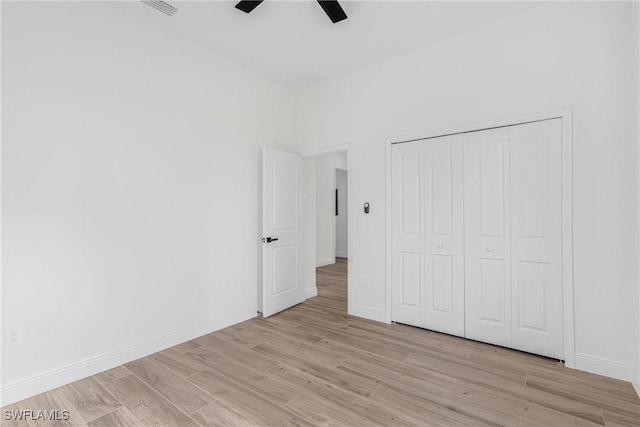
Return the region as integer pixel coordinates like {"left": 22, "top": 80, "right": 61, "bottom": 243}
{"left": 302, "top": 144, "right": 352, "bottom": 313}
{"left": 385, "top": 108, "right": 575, "bottom": 367}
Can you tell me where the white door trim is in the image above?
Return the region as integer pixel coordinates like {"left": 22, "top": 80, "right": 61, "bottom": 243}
{"left": 385, "top": 108, "right": 575, "bottom": 367}
{"left": 302, "top": 143, "right": 351, "bottom": 158}
{"left": 301, "top": 144, "right": 353, "bottom": 315}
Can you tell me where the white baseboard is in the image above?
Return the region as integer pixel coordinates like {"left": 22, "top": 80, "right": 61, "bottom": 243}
{"left": 633, "top": 361, "right": 640, "bottom": 398}
{"left": 0, "top": 306, "right": 257, "bottom": 407}
{"left": 305, "top": 287, "right": 318, "bottom": 299}
{"left": 316, "top": 257, "right": 335, "bottom": 267}
{"left": 349, "top": 304, "right": 387, "bottom": 323}
{"left": 335, "top": 252, "right": 347, "bottom": 258}
{"left": 574, "top": 352, "right": 634, "bottom": 382}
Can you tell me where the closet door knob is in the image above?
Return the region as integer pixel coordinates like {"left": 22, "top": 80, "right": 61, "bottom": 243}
{"left": 486, "top": 247, "right": 494, "bottom": 253}
{"left": 437, "top": 244, "right": 444, "bottom": 249}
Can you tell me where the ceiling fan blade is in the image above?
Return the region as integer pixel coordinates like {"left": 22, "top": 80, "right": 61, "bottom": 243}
{"left": 317, "top": 1, "right": 347, "bottom": 23}
{"left": 235, "top": 0, "right": 264, "bottom": 13}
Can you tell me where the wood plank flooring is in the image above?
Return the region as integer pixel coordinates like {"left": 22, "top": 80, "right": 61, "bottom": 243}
{"left": 3, "top": 258, "right": 639, "bottom": 426}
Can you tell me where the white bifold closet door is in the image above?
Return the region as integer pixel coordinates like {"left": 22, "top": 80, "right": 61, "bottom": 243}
{"left": 509, "top": 119, "right": 563, "bottom": 359}
{"left": 463, "top": 127, "right": 512, "bottom": 348}
{"left": 464, "top": 119, "right": 563, "bottom": 359}
{"left": 392, "top": 118, "right": 564, "bottom": 360}
{"left": 392, "top": 140, "right": 425, "bottom": 327}
{"left": 392, "top": 134, "right": 465, "bottom": 336}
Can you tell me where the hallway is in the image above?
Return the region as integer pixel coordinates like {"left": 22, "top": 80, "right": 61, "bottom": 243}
{"left": 314, "top": 258, "right": 348, "bottom": 314}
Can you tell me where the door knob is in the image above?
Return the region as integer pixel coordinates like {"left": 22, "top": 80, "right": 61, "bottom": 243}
{"left": 486, "top": 247, "right": 494, "bottom": 253}
{"left": 262, "top": 237, "right": 279, "bottom": 243}
{"left": 437, "top": 244, "right": 444, "bottom": 249}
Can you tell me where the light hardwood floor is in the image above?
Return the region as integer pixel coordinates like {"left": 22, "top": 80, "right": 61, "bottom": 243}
{"left": 3, "top": 258, "right": 639, "bottom": 426}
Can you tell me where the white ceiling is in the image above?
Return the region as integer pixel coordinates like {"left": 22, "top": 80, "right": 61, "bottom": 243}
{"left": 119, "top": 1, "right": 539, "bottom": 89}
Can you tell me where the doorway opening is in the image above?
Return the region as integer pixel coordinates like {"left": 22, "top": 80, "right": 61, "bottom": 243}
{"left": 303, "top": 146, "right": 350, "bottom": 314}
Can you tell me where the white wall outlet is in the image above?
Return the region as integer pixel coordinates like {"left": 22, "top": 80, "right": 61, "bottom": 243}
{"left": 6, "top": 328, "right": 22, "bottom": 346}
{"left": 362, "top": 276, "right": 369, "bottom": 287}
{"left": 195, "top": 286, "right": 204, "bottom": 300}
{"left": 223, "top": 281, "right": 230, "bottom": 294}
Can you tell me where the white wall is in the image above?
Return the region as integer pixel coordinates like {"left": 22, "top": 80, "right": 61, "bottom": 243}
{"left": 297, "top": 2, "right": 639, "bottom": 377}
{"left": 335, "top": 168, "right": 348, "bottom": 258}
{"left": 303, "top": 157, "right": 317, "bottom": 296}
{"left": 315, "top": 152, "right": 347, "bottom": 266}
{"left": 1, "top": 1, "right": 296, "bottom": 402}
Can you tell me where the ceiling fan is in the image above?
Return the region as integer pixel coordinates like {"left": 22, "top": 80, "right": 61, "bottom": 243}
{"left": 235, "top": 0, "right": 348, "bottom": 24}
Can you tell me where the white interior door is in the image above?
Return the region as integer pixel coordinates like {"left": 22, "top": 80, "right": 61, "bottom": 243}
{"left": 464, "top": 127, "right": 512, "bottom": 348}
{"left": 423, "top": 134, "right": 465, "bottom": 336}
{"left": 509, "top": 119, "right": 563, "bottom": 359}
{"left": 262, "top": 147, "right": 304, "bottom": 318}
{"left": 392, "top": 141, "right": 425, "bottom": 327}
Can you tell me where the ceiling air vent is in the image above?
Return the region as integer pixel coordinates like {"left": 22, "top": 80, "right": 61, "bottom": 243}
{"left": 141, "top": 0, "right": 178, "bottom": 17}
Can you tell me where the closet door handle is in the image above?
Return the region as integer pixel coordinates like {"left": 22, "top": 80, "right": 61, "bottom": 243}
{"left": 437, "top": 244, "right": 444, "bottom": 249}
{"left": 486, "top": 247, "right": 494, "bottom": 253}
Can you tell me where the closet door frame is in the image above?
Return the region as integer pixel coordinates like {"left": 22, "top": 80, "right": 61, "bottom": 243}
{"left": 385, "top": 108, "right": 575, "bottom": 368}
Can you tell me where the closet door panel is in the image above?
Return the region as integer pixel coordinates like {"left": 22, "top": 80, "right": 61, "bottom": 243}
{"left": 510, "top": 119, "right": 563, "bottom": 359}
{"left": 392, "top": 141, "right": 425, "bottom": 327}
{"left": 464, "top": 128, "right": 511, "bottom": 347}
{"left": 424, "top": 134, "right": 465, "bottom": 336}
{"left": 479, "top": 258, "right": 507, "bottom": 323}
